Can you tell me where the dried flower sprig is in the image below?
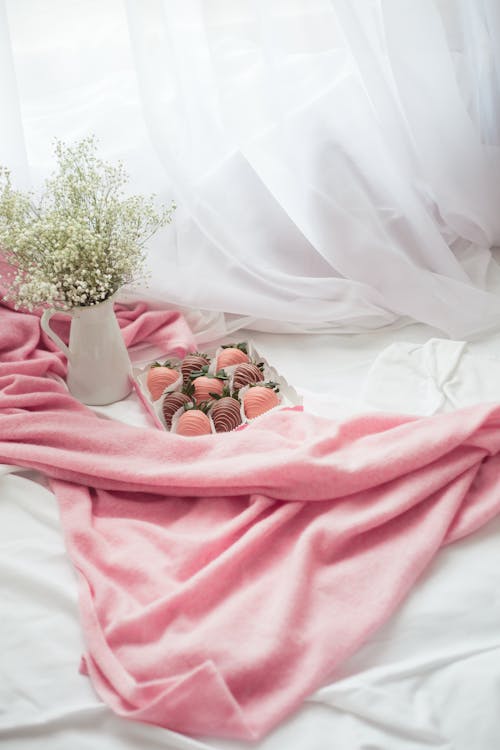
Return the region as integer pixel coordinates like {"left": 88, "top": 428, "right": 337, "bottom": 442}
{"left": 0, "top": 135, "right": 175, "bottom": 310}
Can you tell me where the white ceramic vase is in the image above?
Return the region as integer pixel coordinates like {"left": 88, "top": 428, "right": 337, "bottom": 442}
{"left": 41, "top": 295, "right": 133, "bottom": 406}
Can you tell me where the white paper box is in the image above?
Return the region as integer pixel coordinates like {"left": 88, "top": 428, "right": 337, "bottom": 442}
{"left": 132, "top": 340, "right": 302, "bottom": 431}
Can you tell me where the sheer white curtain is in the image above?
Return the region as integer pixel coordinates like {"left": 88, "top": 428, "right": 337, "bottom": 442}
{"left": 1, "top": 0, "right": 500, "bottom": 336}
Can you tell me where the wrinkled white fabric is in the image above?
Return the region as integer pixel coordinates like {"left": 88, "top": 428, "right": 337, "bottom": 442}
{"left": 1, "top": 0, "right": 500, "bottom": 335}
{"left": 361, "top": 338, "right": 500, "bottom": 415}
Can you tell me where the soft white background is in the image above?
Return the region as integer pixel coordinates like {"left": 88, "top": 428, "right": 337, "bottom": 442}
{"left": 1, "top": 0, "right": 500, "bottom": 335}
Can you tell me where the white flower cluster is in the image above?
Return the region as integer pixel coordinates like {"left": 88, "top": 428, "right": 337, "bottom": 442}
{"left": 0, "top": 136, "right": 175, "bottom": 310}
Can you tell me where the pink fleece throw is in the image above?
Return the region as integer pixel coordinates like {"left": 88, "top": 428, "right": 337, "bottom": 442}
{"left": 2, "top": 299, "right": 500, "bottom": 740}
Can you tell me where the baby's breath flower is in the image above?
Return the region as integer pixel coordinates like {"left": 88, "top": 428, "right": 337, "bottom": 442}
{"left": 0, "top": 135, "right": 175, "bottom": 310}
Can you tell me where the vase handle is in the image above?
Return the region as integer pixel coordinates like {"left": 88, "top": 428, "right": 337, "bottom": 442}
{"left": 40, "top": 308, "right": 71, "bottom": 359}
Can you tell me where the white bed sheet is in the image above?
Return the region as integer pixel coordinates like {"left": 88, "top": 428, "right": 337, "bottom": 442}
{"left": 2, "top": 321, "right": 500, "bottom": 750}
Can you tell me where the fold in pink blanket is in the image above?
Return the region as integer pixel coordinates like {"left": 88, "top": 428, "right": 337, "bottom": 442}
{"left": 2, "top": 298, "right": 500, "bottom": 740}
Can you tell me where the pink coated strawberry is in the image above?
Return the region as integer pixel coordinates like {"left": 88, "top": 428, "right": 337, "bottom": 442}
{"left": 176, "top": 410, "right": 212, "bottom": 436}
{"left": 217, "top": 347, "right": 249, "bottom": 370}
{"left": 243, "top": 386, "right": 280, "bottom": 419}
{"left": 192, "top": 376, "right": 224, "bottom": 404}
{"left": 146, "top": 363, "right": 179, "bottom": 400}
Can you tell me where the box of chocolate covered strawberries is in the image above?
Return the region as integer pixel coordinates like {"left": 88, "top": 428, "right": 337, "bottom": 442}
{"left": 132, "top": 341, "right": 302, "bottom": 436}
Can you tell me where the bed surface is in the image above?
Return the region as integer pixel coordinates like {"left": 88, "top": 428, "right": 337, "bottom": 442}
{"left": 2, "top": 319, "right": 500, "bottom": 750}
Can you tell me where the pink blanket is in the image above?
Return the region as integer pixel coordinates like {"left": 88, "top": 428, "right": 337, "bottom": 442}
{"left": 2, "top": 299, "right": 500, "bottom": 740}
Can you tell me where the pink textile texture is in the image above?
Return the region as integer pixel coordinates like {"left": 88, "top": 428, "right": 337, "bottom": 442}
{"left": 2, "top": 299, "right": 500, "bottom": 740}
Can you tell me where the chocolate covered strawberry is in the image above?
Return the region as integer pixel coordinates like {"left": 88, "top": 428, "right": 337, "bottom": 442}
{"left": 210, "top": 396, "right": 242, "bottom": 433}
{"left": 232, "top": 362, "right": 264, "bottom": 391}
{"left": 161, "top": 391, "right": 192, "bottom": 428}
{"left": 181, "top": 352, "right": 210, "bottom": 385}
